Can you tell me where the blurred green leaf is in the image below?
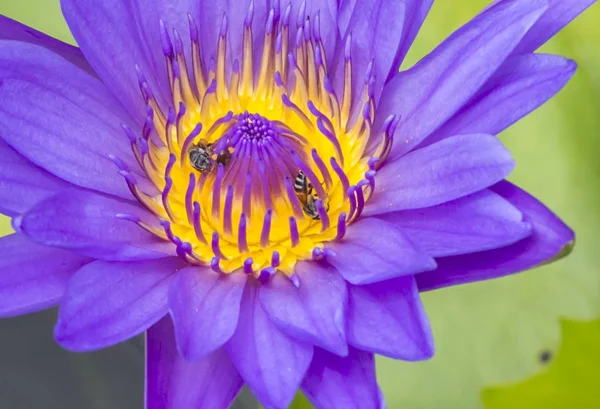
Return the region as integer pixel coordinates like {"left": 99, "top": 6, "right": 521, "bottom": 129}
{"left": 0, "top": 217, "right": 11, "bottom": 237}
{"left": 287, "top": 393, "right": 313, "bottom": 409}
{"left": 258, "top": 393, "right": 312, "bottom": 409}
{"left": 482, "top": 318, "right": 600, "bottom": 409}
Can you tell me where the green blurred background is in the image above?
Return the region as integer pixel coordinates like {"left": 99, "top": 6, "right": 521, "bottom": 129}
{"left": 0, "top": 1, "right": 599, "bottom": 408}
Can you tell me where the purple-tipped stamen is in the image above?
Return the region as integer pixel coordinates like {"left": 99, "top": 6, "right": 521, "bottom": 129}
{"left": 275, "top": 31, "right": 283, "bottom": 54}
{"left": 365, "top": 170, "right": 376, "bottom": 196}
{"left": 187, "top": 13, "right": 199, "bottom": 42}
{"left": 284, "top": 175, "right": 305, "bottom": 219}
{"left": 261, "top": 209, "right": 273, "bottom": 247}
{"left": 271, "top": 251, "right": 280, "bottom": 268}
{"left": 259, "top": 267, "right": 276, "bottom": 283}
{"left": 311, "top": 148, "right": 332, "bottom": 189}
{"left": 316, "top": 199, "right": 329, "bottom": 231}
{"left": 313, "top": 12, "right": 321, "bottom": 41}
{"left": 347, "top": 186, "right": 357, "bottom": 221}
{"left": 161, "top": 177, "right": 175, "bottom": 220}
{"left": 192, "top": 202, "right": 207, "bottom": 244}
{"left": 312, "top": 247, "right": 323, "bottom": 260}
{"left": 220, "top": 13, "right": 229, "bottom": 38}
{"left": 282, "top": 2, "right": 292, "bottom": 26}
{"left": 335, "top": 212, "right": 347, "bottom": 240}
{"left": 281, "top": 94, "right": 314, "bottom": 128}
{"left": 160, "top": 220, "right": 177, "bottom": 244}
{"left": 161, "top": 105, "right": 175, "bottom": 144}
{"left": 243, "top": 258, "right": 254, "bottom": 275}
{"left": 211, "top": 231, "right": 227, "bottom": 259}
{"left": 164, "top": 153, "right": 177, "bottom": 179}
{"left": 116, "top": 213, "right": 141, "bottom": 224}
{"left": 316, "top": 117, "right": 344, "bottom": 166}
{"left": 109, "top": 154, "right": 129, "bottom": 172}
{"left": 212, "top": 164, "right": 225, "bottom": 217}
{"left": 206, "top": 111, "right": 234, "bottom": 139}
{"left": 176, "top": 241, "right": 191, "bottom": 262}
{"left": 344, "top": 34, "right": 352, "bottom": 61}
{"left": 244, "top": 0, "right": 254, "bottom": 27}
{"left": 138, "top": 137, "right": 150, "bottom": 156}
{"left": 185, "top": 173, "right": 196, "bottom": 224}
{"left": 159, "top": 20, "right": 174, "bottom": 58}
{"left": 258, "top": 159, "right": 274, "bottom": 210}
{"left": 223, "top": 185, "right": 234, "bottom": 235}
{"left": 296, "top": 0, "right": 306, "bottom": 27}
{"left": 180, "top": 123, "right": 203, "bottom": 165}
{"left": 238, "top": 213, "right": 249, "bottom": 253}
{"left": 243, "top": 171, "right": 253, "bottom": 216}
{"left": 289, "top": 216, "right": 300, "bottom": 247}
{"left": 355, "top": 183, "right": 366, "bottom": 220}
{"left": 330, "top": 157, "right": 349, "bottom": 199}
{"left": 303, "top": 19, "right": 311, "bottom": 42}
{"left": 265, "top": 9, "right": 275, "bottom": 34}
{"left": 322, "top": 248, "right": 336, "bottom": 258}
{"left": 121, "top": 124, "right": 137, "bottom": 145}
{"left": 211, "top": 257, "right": 224, "bottom": 274}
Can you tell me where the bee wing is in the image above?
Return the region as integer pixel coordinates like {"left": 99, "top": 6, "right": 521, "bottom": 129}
{"left": 296, "top": 192, "right": 308, "bottom": 203}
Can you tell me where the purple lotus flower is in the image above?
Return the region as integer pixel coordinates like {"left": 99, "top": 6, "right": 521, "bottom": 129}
{"left": 0, "top": 0, "right": 594, "bottom": 407}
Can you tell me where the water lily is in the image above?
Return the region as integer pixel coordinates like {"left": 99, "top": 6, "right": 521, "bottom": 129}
{"left": 0, "top": 0, "right": 594, "bottom": 408}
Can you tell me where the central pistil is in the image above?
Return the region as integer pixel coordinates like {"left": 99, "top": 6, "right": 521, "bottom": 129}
{"left": 114, "top": 3, "right": 396, "bottom": 279}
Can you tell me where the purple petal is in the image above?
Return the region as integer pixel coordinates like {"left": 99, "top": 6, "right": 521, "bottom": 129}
{"left": 146, "top": 316, "right": 243, "bottom": 409}
{"left": 326, "top": 217, "right": 436, "bottom": 285}
{"left": 259, "top": 261, "right": 348, "bottom": 356}
{"left": 301, "top": 347, "right": 381, "bottom": 409}
{"left": 387, "top": 0, "right": 434, "bottom": 82}
{"left": 55, "top": 258, "right": 182, "bottom": 351}
{"left": 365, "top": 134, "right": 514, "bottom": 216}
{"left": 226, "top": 280, "right": 313, "bottom": 409}
{"left": 169, "top": 267, "right": 247, "bottom": 360}
{"left": 338, "top": 0, "right": 408, "bottom": 103}
{"left": 430, "top": 54, "right": 576, "bottom": 141}
{"left": 129, "top": 0, "right": 200, "bottom": 106}
{"left": 0, "top": 15, "right": 92, "bottom": 73}
{"left": 347, "top": 276, "right": 434, "bottom": 360}
{"left": 377, "top": 0, "right": 547, "bottom": 160}
{"left": 338, "top": 0, "right": 433, "bottom": 90}
{"left": 376, "top": 190, "right": 532, "bottom": 257}
{"left": 0, "top": 139, "right": 68, "bottom": 216}
{"left": 60, "top": 0, "right": 170, "bottom": 121}
{"left": 338, "top": 0, "right": 357, "bottom": 33}
{"left": 0, "top": 234, "right": 91, "bottom": 318}
{"left": 510, "top": 0, "right": 596, "bottom": 54}
{"left": 17, "top": 189, "right": 172, "bottom": 261}
{"left": 0, "top": 40, "right": 138, "bottom": 199}
{"left": 416, "top": 181, "right": 575, "bottom": 291}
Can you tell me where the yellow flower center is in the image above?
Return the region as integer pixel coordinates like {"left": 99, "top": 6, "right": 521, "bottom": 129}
{"left": 122, "top": 9, "right": 394, "bottom": 279}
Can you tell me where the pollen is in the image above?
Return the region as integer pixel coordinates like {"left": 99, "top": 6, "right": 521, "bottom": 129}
{"left": 117, "top": 3, "right": 396, "bottom": 279}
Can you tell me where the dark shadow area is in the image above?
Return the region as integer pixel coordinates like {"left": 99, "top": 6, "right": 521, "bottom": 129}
{"left": 0, "top": 309, "right": 257, "bottom": 409}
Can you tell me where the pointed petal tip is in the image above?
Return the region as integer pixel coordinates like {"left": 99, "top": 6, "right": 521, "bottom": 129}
{"left": 540, "top": 237, "right": 575, "bottom": 267}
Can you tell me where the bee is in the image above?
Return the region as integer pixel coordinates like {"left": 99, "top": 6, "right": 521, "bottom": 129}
{"left": 189, "top": 140, "right": 235, "bottom": 173}
{"left": 189, "top": 139, "right": 215, "bottom": 173}
{"left": 215, "top": 146, "right": 234, "bottom": 167}
{"left": 294, "top": 171, "right": 327, "bottom": 220}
